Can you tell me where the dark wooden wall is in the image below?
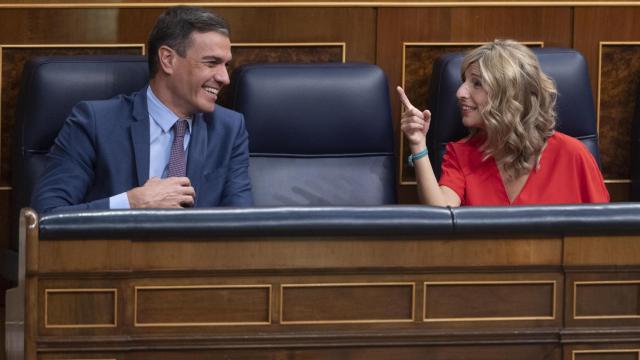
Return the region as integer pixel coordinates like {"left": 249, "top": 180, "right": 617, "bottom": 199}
{"left": 2, "top": 1, "right": 640, "bottom": 280}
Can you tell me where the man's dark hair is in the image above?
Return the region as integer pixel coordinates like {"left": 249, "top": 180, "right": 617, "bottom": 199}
{"left": 148, "top": 6, "right": 230, "bottom": 77}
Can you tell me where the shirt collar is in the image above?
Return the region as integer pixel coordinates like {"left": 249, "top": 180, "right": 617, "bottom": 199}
{"left": 146, "top": 86, "right": 192, "bottom": 133}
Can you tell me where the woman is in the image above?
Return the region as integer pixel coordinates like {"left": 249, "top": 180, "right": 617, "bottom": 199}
{"left": 397, "top": 39, "right": 609, "bottom": 206}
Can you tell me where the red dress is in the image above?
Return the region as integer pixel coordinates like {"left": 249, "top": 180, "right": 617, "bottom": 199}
{"left": 438, "top": 132, "right": 610, "bottom": 205}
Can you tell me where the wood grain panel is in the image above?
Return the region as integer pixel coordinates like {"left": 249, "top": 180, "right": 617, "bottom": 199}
{"left": 565, "top": 273, "right": 640, "bottom": 329}
{"left": 574, "top": 7, "right": 640, "bottom": 106}
{"left": 564, "top": 235, "right": 640, "bottom": 266}
{"left": 281, "top": 283, "right": 413, "bottom": 324}
{"left": 597, "top": 44, "right": 640, "bottom": 180}
{"left": 574, "top": 350, "right": 639, "bottom": 360}
{"left": 126, "top": 236, "right": 561, "bottom": 271}
{"left": 218, "top": 43, "right": 344, "bottom": 107}
{"left": 232, "top": 44, "right": 344, "bottom": 68}
{"left": 607, "top": 181, "right": 631, "bottom": 203}
{"left": 424, "top": 281, "right": 555, "bottom": 321}
{"left": 574, "top": 8, "right": 640, "bottom": 194}
{"left": 44, "top": 289, "right": 117, "bottom": 328}
{"left": 39, "top": 239, "right": 132, "bottom": 272}
{"left": 35, "top": 344, "right": 561, "bottom": 360}
{"left": 574, "top": 281, "right": 640, "bottom": 319}
{"left": 135, "top": 285, "right": 270, "bottom": 326}
{"left": 37, "top": 235, "right": 561, "bottom": 270}
{"left": 40, "top": 355, "right": 118, "bottom": 360}
{"left": 115, "top": 8, "right": 376, "bottom": 62}
{"left": 0, "top": 9, "right": 120, "bottom": 44}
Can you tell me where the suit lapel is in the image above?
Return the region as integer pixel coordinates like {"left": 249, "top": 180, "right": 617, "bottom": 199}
{"left": 187, "top": 113, "right": 208, "bottom": 206}
{"left": 130, "top": 89, "right": 150, "bottom": 186}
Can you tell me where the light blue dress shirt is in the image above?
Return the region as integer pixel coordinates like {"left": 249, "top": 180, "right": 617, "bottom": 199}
{"left": 109, "top": 86, "right": 192, "bottom": 208}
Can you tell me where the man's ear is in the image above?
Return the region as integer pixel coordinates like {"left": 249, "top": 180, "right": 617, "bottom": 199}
{"left": 158, "top": 45, "right": 176, "bottom": 75}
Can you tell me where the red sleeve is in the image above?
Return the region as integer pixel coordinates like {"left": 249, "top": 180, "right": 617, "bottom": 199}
{"left": 438, "top": 142, "right": 465, "bottom": 201}
{"left": 575, "top": 147, "right": 610, "bottom": 203}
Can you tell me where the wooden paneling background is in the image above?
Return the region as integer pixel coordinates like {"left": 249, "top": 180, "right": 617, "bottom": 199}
{"left": 2, "top": 1, "right": 640, "bottom": 287}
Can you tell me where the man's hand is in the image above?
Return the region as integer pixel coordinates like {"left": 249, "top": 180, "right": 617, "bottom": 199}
{"left": 127, "top": 177, "right": 195, "bottom": 208}
{"left": 397, "top": 86, "right": 431, "bottom": 152}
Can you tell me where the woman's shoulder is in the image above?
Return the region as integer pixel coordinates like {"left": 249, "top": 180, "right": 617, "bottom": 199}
{"left": 547, "top": 131, "right": 597, "bottom": 161}
{"left": 447, "top": 134, "right": 482, "bottom": 151}
{"left": 444, "top": 134, "right": 485, "bottom": 165}
{"left": 549, "top": 131, "right": 589, "bottom": 152}
{"left": 551, "top": 131, "right": 580, "bottom": 144}
{"left": 449, "top": 134, "right": 481, "bottom": 146}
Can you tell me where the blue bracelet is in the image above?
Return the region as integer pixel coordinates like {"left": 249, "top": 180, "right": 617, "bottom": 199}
{"left": 407, "top": 148, "right": 428, "bottom": 167}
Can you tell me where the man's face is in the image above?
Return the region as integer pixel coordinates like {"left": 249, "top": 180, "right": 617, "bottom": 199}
{"left": 168, "top": 31, "right": 231, "bottom": 117}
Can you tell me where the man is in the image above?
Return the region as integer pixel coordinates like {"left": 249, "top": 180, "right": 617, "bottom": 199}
{"left": 32, "top": 6, "right": 252, "bottom": 213}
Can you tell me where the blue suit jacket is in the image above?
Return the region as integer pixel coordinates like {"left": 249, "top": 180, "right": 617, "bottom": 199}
{"left": 32, "top": 88, "right": 253, "bottom": 213}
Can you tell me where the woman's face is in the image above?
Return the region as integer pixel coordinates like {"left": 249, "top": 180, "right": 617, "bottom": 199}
{"left": 456, "top": 62, "right": 488, "bottom": 129}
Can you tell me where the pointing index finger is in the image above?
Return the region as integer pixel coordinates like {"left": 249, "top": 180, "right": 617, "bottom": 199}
{"left": 396, "top": 86, "right": 415, "bottom": 110}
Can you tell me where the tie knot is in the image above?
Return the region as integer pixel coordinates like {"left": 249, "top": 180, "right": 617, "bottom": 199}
{"left": 173, "top": 119, "right": 188, "bottom": 138}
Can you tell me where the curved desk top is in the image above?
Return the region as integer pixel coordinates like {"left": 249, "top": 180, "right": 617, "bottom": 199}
{"left": 37, "top": 203, "right": 640, "bottom": 240}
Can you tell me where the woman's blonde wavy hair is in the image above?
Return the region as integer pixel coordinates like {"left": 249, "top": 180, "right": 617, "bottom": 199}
{"left": 461, "top": 39, "right": 557, "bottom": 179}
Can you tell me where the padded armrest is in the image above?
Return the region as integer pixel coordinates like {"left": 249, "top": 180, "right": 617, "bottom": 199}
{"left": 38, "top": 206, "right": 453, "bottom": 239}
{"left": 452, "top": 203, "right": 640, "bottom": 234}
{"left": 37, "top": 204, "right": 640, "bottom": 240}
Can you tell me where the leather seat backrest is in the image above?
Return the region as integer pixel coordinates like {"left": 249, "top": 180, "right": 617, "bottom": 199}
{"left": 230, "top": 63, "right": 396, "bottom": 205}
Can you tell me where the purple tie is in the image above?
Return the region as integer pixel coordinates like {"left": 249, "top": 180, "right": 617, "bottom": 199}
{"left": 167, "top": 119, "right": 188, "bottom": 178}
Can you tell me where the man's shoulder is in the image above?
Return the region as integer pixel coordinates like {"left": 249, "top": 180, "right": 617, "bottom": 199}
{"left": 201, "top": 105, "right": 245, "bottom": 131}
{"left": 79, "top": 88, "right": 145, "bottom": 112}
{"left": 64, "top": 88, "right": 146, "bottom": 128}
{"left": 210, "top": 104, "right": 243, "bottom": 121}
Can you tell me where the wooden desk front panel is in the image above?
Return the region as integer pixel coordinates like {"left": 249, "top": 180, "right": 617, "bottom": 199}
{"left": 36, "top": 273, "right": 562, "bottom": 333}
{"left": 36, "top": 344, "right": 562, "bottom": 360}
{"left": 24, "top": 231, "right": 640, "bottom": 359}
{"left": 28, "top": 233, "right": 569, "bottom": 359}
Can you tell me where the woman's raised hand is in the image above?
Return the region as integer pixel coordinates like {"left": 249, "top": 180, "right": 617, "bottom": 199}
{"left": 397, "top": 86, "right": 431, "bottom": 150}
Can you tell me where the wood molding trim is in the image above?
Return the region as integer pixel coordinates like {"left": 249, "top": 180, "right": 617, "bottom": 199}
{"left": 2, "top": 1, "right": 640, "bottom": 9}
